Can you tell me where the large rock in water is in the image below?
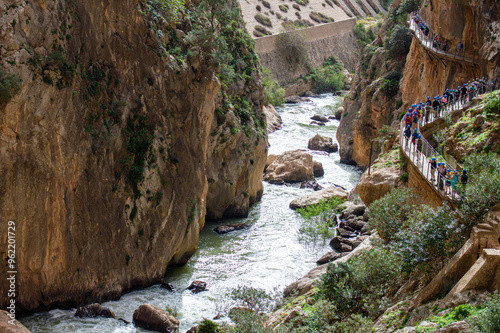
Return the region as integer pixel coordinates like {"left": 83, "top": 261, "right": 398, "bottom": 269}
{"left": 356, "top": 165, "right": 400, "bottom": 206}
{"left": 313, "top": 161, "right": 324, "bottom": 177}
{"left": 308, "top": 134, "right": 338, "bottom": 153}
{"left": 0, "top": 310, "right": 30, "bottom": 333}
{"left": 133, "top": 304, "right": 179, "bottom": 333}
{"left": 214, "top": 223, "right": 250, "bottom": 234}
{"left": 263, "top": 105, "right": 282, "bottom": 134}
{"left": 75, "top": 303, "right": 115, "bottom": 318}
{"left": 186, "top": 280, "right": 208, "bottom": 293}
{"left": 289, "top": 186, "right": 349, "bottom": 210}
{"left": 264, "top": 150, "right": 315, "bottom": 184}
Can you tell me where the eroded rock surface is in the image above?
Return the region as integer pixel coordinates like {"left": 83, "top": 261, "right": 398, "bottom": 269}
{"left": 289, "top": 186, "right": 349, "bottom": 210}
{"left": 133, "top": 304, "right": 179, "bottom": 333}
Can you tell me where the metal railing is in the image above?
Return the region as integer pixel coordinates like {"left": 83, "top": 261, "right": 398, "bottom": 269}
{"left": 408, "top": 13, "right": 479, "bottom": 65}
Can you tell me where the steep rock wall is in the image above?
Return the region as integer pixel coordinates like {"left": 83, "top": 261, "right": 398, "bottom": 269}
{"left": 0, "top": 0, "right": 267, "bottom": 313}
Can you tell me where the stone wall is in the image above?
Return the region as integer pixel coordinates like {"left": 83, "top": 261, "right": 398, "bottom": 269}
{"left": 256, "top": 19, "right": 358, "bottom": 85}
{"left": 405, "top": 155, "right": 452, "bottom": 208}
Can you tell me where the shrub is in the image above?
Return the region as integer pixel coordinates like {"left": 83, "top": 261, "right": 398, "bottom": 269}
{"left": 397, "top": 0, "right": 419, "bottom": 15}
{"left": 388, "top": 204, "right": 464, "bottom": 273}
{"left": 296, "top": 197, "right": 345, "bottom": 217}
{"left": 148, "top": 0, "right": 185, "bottom": 27}
{"left": 380, "top": 71, "right": 401, "bottom": 97}
{"left": 279, "top": 4, "right": 289, "bottom": 12}
{"left": 262, "top": 67, "right": 285, "bottom": 106}
{"left": 262, "top": 0, "right": 271, "bottom": 9}
{"left": 354, "top": 23, "right": 376, "bottom": 46}
{"left": 368, "top": 188, "right": 421, "bottom": 243}
{"left": 255, "top": 13, "right": 272, "bottom": 27}
{"left": 468, "top": 292, "right": 500, "bottom": 333}
{"left": 294, "top": 0, "right": 309, "bottom": 5}
{"left": 458, "top": 153, "right": 500, "bottom": 232}
{"left": 198, "top": 319, "right": 219, "bottom": 333}
{"left": 0, "top": 70, "right": 22, "bottom": 104}
{"left": 483, "top": 91, "right": 500, "bottom": 116}
{"left": 309, "top": 12, "right": 334, "bottom": 23}
{"left": 384, "top": 24, "right": 412, "bottom": 58}
{"left": 275, "top": 28, "right": 309, "bottom": 67}
{"left": 254, "top": 25, "right": 272, "bottom": 36}
{"left": 319, "top": 248, "right": 403, "bottom": 318}
{"left": 310, "top": 57, "right": 346, "bottom": 93}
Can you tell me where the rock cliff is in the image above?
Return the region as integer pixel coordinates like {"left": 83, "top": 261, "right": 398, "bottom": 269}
{"left": 0, "top": 0, "right": 267, "bottom": 313}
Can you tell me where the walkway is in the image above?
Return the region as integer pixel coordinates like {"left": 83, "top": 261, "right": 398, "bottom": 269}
{"left": 399, "top": 88, "right": 485, "bottom": 200}
{"left": 408, "top": 14, "right": 480, "bottom": 65}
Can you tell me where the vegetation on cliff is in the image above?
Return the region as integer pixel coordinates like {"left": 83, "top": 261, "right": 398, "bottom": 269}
{"left": 0, "top": 70, "right": 22, "bottom": 104}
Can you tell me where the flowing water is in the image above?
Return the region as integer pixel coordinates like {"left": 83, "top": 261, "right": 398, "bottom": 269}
{"left": 21, "top": 94, "right": 361, "bottom": 332}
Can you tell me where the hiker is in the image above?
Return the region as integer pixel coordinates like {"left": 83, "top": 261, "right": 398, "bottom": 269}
{"left": 443, "top": 40, "right": 448, "bottom": 52}
{"left": 404, "top": 125, "right": 412, "bottom": 150}
{"left": 429, "top": 157, "right": 437, "bottom": 183}
{"left": 457, "top": 41, "right": 463, "bottom": 55}
{"left": 451, "top": 170, "right": 459, "bottom": 194}
{"left": 416, "top": 134, "right": 423, "bottom": 162}
{"left": 461, "top": 169, "right": 468, "bottom": 185}
{"left": 445, "top": 169, "right": 452, "bottom": 195}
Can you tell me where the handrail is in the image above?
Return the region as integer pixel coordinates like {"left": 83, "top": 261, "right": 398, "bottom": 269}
{"left": 408, "top": 13, "right": 480, "bottom": 65}
{"left": 398, "top": 85, "right": 490, "bottom": 200}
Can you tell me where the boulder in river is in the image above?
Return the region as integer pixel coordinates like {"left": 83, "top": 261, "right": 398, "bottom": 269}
{"left": 75, "top": 303, "right": 115, "bottom": 318}
{"left": 186, "top": 280, "right": 208, "bottom": 293}
{"left": 308, "top": 134, "right": 338, "bottom": 153}
{"left": 309, "top": 121, "right": 326, "bottom": 126}
{"left": 316, "top": 251, "right": 348, "bottom": 265}
{"left": 264, "top": 150, "right": 315, "bottom": 184}
{"left": 335, "top": 107, "right": 344, "bottom": 120}
{"left": 160, "top": 282, "right": 175, "bottom": 291}
{"left": 310, "top": 114, "right": 329, "bottom": 123}
{"left": 356, "top": 164, "right": 400, "bottom": 206}
{"left": 289, "top": 186, "right": 349, "bottom": 210}
{"left": 286, "top": 95, "right": 311, "bottom": 103}
{"left": 214, "top": 223, "right": 250, "bottom": 234}
{"left": 313, "top": 161, "right": 324, "bottom": 177}
{"left": 133, "top": 304, "right": 179, "bottom": 333}
{"left": 329, "top": 236, "right": 354, "bottom": 252}
{"left": 1, "top": 310, "right": 30, "bottom": 333}
{"left": 300, "top": 180, "right": 323, "bottom": 191}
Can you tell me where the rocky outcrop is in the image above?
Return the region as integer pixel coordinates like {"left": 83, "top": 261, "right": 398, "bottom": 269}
{"left": 133, "top": 304, "right": 179, "bottom": 333}
{"left": 289, "top": 186, "right": 349, "bottom": 210}
{"left": 356, "top": 147, "right": 402, "bottom": 206}
{"left": 186, "top": 280, "right": 208, "bottom": 294}
{"left": 214, "top": 223, "right": 250, "bottom": 234}
{"left": 308, "top": 134, "right": 338, "bottom": 153}
{"left": 0, "top": 310, "right": 30, "bottom": 333}
{"left": 75, "top": 304, "right": 115, "bottom": 318}
{"left": 264, "top": 150, "right": 316, "bottom": 184}
{"left": 316, "top": 251, "right": 348, "bottom": 265}
{"left": 0, "top": 0, "right": 266, "bottom": 313}
{"left": 263, "top": 105, "right": 282, "bottom": 133}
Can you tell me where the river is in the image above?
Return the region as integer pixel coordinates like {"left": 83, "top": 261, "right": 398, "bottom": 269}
{"left": 21, "top": 94, "right": 361, "bottom": 332}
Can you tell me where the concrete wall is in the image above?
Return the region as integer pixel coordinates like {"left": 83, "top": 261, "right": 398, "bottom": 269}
{"left": 255, "top": 18, "right": 358, "bottom": 86}
{"left": 405, "top": 155, "right": 454, "bottom": 208}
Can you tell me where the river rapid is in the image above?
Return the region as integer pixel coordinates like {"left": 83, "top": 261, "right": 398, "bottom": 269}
{"left": 21, "top": 94, "right": 361, "bottom": 332}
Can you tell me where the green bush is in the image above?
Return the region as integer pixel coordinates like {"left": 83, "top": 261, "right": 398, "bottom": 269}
{"left": 198, "top": 319, "right": 219, "bottom": 333}
{"left": 368, "top": 188, "right": 421, "bottom": 243}
{"left": 319, "top": 248, "right": 403, "bottom": 318}
{"left": 397, "top": 0, "right": 419, "bottom": 15}
{"left": 275, "top": 28, "right": 309, "bottom": 68}
{"left": 0, "top": 70, "right": 22, "bottom": 104}
{"left": 255, "top": 13, "right": 272, "bottom": 27}
{"left": 483, "top": 91, "right": 500, "bottom": 116}
{"left": 354, "top": 23, "right": 376, "bottom": 47}
{"left": 262, "top": 67, "right": 285, "bottom": 106}
{"left": 380, "top": 71, "right": 401, "bottom": 97}
{"left": 147, "top": 0, "right": 185, "bottom": 27}
{"left": 468, "top": 292, "right": 500, "bottom": 333}
{"left": 458, "top": 153, "right": 500, "bottom": 232}
{"left": 310, "top": 57, "right": 346, "bottom": 93}
{"left": 384, "top": 24, "right": 412, "bottom": 58}
{"left": 387, "top": 204, "right": 463, "bottom": 273}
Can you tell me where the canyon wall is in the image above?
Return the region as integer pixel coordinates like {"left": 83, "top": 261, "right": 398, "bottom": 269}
{"left": 0, "top": 0, "right": 267, "bottom": 313}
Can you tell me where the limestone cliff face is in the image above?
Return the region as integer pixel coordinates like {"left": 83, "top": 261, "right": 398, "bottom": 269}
{"left": 0, "top": 0, "right": 266, "bottom": 313}
{"left": 337, "top": 7, "right": 405, "bottom": 167}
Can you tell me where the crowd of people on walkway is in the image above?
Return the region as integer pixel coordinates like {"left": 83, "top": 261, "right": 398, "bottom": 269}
{"left": 412, "top": 14, "right": 464, "bottom": 56}
{"left": 402, "top": 77, "right": 498, "bottom": 197}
